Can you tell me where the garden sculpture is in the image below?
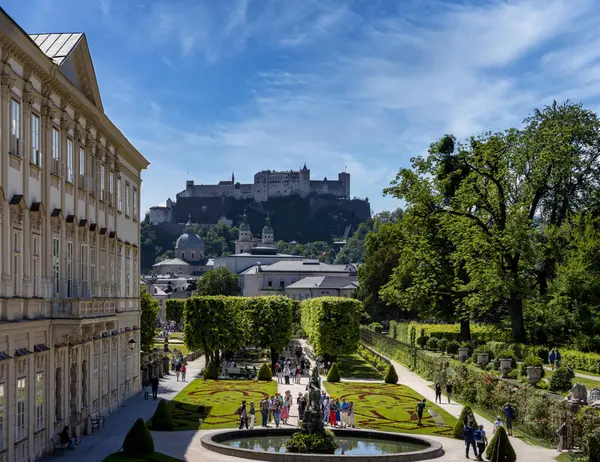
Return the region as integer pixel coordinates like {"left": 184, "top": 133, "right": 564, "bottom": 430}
{"left": 567, "top": 383, "right": 587, "bottom": 404}
{"left": 588, "top": 388, "right": 600, "bottom": 408}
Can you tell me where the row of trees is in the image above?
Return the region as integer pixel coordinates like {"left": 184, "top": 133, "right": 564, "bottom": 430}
{"left": 359, "top": 101, "right": 600, "bottom": 349}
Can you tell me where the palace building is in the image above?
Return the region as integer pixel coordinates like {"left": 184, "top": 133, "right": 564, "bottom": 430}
{"left": 0, "top": 9, "right": 148, "bottom": 461}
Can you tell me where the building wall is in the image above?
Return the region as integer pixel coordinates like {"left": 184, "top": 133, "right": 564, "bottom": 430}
{"left": 285, "top": 287, "right": 355, "bottom": 300}
{"left": 214, "top": 254, "right": 303, "bottom": 275}
{"left": 0, "top": 18, "right": 147, "bottom": 462}
{"left": 241, "top": 270, "right": 350, "bottom": 296}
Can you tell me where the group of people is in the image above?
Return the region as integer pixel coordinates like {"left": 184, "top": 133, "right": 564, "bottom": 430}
{"left": 274, "top": 357, "right": 311, "bottom": 384}
{"left": 320, "top": 392, "right": 355, "bottom": 428}
{"left": 171, "top": 352, "right": 187, "bottom": 381}
{"left": 549, "top": 348, "right": 562, "bottom": 370}
{"left": 433, "top": 380, "right": 453, "bottom": 404}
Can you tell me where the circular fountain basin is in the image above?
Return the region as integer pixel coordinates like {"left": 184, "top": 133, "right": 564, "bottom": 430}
{"left": 201, "top": 428, "right": 444, "bottom": 461}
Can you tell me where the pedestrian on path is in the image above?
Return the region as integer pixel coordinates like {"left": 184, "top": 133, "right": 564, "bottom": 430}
{"left": 143, "top": 381, "right": 150, "bottom": 400}
{"left": 249, "top": 402, "right": 256, "bottom": 429}
{"left": 273, "top": 400, "right": 282, "bottom": 428}
{"left": 434, "top": 383, "right": 442, "bottom": 404}
{"left": 340, "top": 398, "right": 349, "bottom": 427}
{"left": 556, "top": 420, "right": 567, "bottom": 452}
{"left": 151, "top": 376, "right": 159, "bottom": 400}
{"left": 556, "top": 349, "right": 562, "bottom": 368}
{"left": 260, "top": 397, "right": 269, "bottom": 427}
{"left": 445, "top": 380, "right": 453, "bottom": 404}
{"left": 503, "top": 402, "right": 515, "bottom": 436}
{"left": 284, "top": 364, "right": 291, "bottom": 385}
{"left": 330, "top": 399, "right": 338, "bottom": 427}
{"left": 298, "top": 393, "right": 307, "bottom": 424}
{"left": 493, "top": 415, "right": 504, "bottom": 434}
{"left": 416, "top": 399, "right": 426, "bottom": 426}
{"left": 281, "top": 392, "right": 290, "bottom": 424}
{"left": 464, "top": 422, "right": 478, "bottom": 459}
{"left": 181, "top": 365, "right": 187, "bottom": 382}
{"left": 323, "top": 397, "right": 330, "bottom": 425}
{"left": 238, "top": 401, "right": 248, "bottom": 430}
{"left": 474, "top": 424, "right": 488, "bottom": 461}
{"left": 348, "top": 401, "right": 355, "bottom": 428}
{"left": 549, "top": 349, "right": 556, "bottom": 370}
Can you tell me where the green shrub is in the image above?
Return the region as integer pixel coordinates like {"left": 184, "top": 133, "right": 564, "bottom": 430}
{"left": 257, "top": 363, "right": 273, "bottom": 381}
{"left": 453, "top": 406, "right": 478, "bottom": 439}
{"left": 150, "top": 399, "right": 174, "bottom": 431}
{"left": 123, "top": 418, "right": 154, "bottom": 456}
{"left": 203, "top": 361, "right": 218, "bottom": 380}
{"left": 447, "top": 340, "right": 461, "bottom": 355}
{"left": 437, "top": 338, "right": 448, "bottom": 353}
{"left": 369, "top": 322, "right": 383, "bottom": 333}
{"left": 549, "top": 367, "right": 574, "bottom": 392}
{"left": 507, "top": 369, "right": 519, "bottom": 380}
{"left": 485, "top": 426, "right": 516, "bottom": 461}
{"left": 561, "top": 349, "right": 600, "bottom": 375}
{"left": 416, "top": 336, "right": 429, "bottom": 348}
{"left": 426, "top": 337, "right": 440, "bottom": 351}
{"left": 384, "top": 365, "right": 398, "bottom": 384}
{"left": 389, "top": 320, "right": 397, "bottom": 339}
{"left": 584, "top": 429, "right": 600, "bottom": 462}
{"left": 519, "top": 355, "right": 545, "bottom": 378}
{"left": 327, "top": 363, "right": 341, "bottom": 382}
{"left": 286, "top": 429, "right": 337, "bottom": 454}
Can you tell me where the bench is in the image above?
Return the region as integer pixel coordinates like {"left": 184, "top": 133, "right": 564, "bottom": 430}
{"left": 226, "top": 367, "right": 256, "bottom": 379}
{"left": 90, "top": 414, "right": 106, "bottom": 433}
{"left": 51, "top": 435, "right": 69, "bottom": 455}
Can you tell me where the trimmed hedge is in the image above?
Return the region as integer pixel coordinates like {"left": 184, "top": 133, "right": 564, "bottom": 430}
{"left": 561, "top": 349, "right": 600, "bottom": 375}
{"left": 384, "top": 365, "right": 398, "bottom": 384}
{"left": 453, "top": 406, "right": 478, "bottom": 439}
{"left": 123, "top": 418, "right": 154, "bottom": 456}
{"left": 485, "top": 426, "right": 516, "bottom": 461}
{"left": 327, "top": 363, "right": 341, "bottom": 382}
{"left": 203, "top": 361, "right": 218, "bottom": 380}
{"left": 257, "top": 363, "right": 273, "bottom": 381}
{"left": 389, "top": 321, "right": 511, "bottom": 345}
{"left": 150, "top": 399, "right": 174, "bottom": 431}
{"left": 301, "top": 298, "right": 361, "bottom": 357}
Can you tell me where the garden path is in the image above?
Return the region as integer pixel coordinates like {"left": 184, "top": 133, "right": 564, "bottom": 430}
{"left": 544, "top": 365, "right": 600, "bottom": 383}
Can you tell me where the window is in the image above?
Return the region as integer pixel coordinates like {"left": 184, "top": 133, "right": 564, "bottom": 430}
{"left": 133, "top": 252, "right": 138, "bottom": 297}
{"left": 51, "top": 127, "right": 60, "bottom": 175}
{"left": 13, "top": 230, "right": 21, "bottom": 296}
{"left": 93, "top": 353, "right": 99, "bottom": 401}
{"left": 31, "top": 114, "right": 41, "bottom": 166}
{"left": 81, "top": 244, "right": 88, "bottom": 297}
{"left": 109, "top": 171, "right": 114, "bottom": 206}
{"left": 16, "top": 377, "right": 26, "bottom": 441}
{"left": 0, "top": 383, "right": 4, "bottom": 451}
{"left": 67, "top": 139, "right": 74, "bottom": 182}
{"left": 110, "top": 255, "right": 115, "bottom": 295}
{"left": 117, "top": 177, "right": 122, "bottom": 211}
{"left": 133, "top": 188, "right": 138, "bottom": 220}
{"left": 125, "top": 250, "right": 130, "bottom": 296}
{"left": 279, "top": 280, "right": 285, "bottom": 289}
{"left": 35, "top": 372, "right": 44, "bottom": 431}
{"left": 52, "top": 237, "right": 60, "bottom": 296}
{"left": 79, "top": 147, "right": 86, "bottom": 187}
{"left": 32, "top": 235, "right": 40, "bottom": 297}
{"left": 100, "top": 250, "right": 106, "bottom": 293}
{"left": 102, "top": 344, "right": 108, "bottom": 396}
{"left": 66, "top": 241, "right": 73, "bottom": 297}
{"left": 125, "top": 183, "right": 130, "bottom": 216}
{"left": 191, "top": 251, "right": 195, "bottom": 260}
{"left": 100, "top": 165, "right": 105, "bottom": 200}
{"left": 90, "top": 247, "right": 96, "bottom": 290}
{"left": 268, "top": 280, "right": 273, "bottom": 287}
{"left": 11, "top": 99, "right": 20, "bottom": 155}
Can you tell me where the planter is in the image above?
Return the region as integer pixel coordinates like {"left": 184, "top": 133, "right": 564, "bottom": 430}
{"left": 458, "top": 347, "right": 470, "bottom": 363}
{"left": 526, "top": 366, "right": 542, "bottom": 386}
{"left": 476, "top": 352, "right": 489, "bottom": 367}
{"left": 500, "top": 358, "right": 513, "bottom": 379}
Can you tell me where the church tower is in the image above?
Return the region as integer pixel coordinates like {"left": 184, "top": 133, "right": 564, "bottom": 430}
{"left": 235, "top": 211, "right": 254, "bottom": 254}
{"left": 261, "top": 213, "right": 274, "bottom": 245}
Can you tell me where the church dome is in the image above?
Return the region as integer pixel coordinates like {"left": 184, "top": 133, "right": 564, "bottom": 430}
{"left": 176, "top": 215, "right": 205, "bottom": 250}
{"left": 262, "top": 215, "right": 273, "bottom": 235}
{"left": 240, "top": 211, "right": 251, "bottom": 232}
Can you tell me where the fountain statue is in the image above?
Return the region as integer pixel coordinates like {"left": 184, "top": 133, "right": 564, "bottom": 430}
{"left": 301, "top": 367, "right": 325, "bottom": 434}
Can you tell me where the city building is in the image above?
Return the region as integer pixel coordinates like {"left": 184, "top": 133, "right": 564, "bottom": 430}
{"left": 0, "top": 10, "right": 148, "bottom": 461}
{"left": 285, "top": 276, "right": 359, "bottom": 300}
{"left": 239, "top": 260, "right": 357, "bottom": 297}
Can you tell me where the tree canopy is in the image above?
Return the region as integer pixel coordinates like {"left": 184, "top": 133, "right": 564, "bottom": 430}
{"left": 196, "top": 267, "right": 241, "bottom": 296}
{"left": 140, "top": 286, "right": 159, "bottom": 352}
{"left": 165, "top": 299, "right": 185, "bottom": 325}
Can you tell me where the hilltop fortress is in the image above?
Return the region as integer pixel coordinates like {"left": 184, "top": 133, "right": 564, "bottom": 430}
{"left": 148, "top": 166, "right": 370, "bottom": 243}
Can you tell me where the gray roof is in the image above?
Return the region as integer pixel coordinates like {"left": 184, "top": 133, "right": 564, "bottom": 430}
{"left": 175, "top": 231, "right": 205, "bottom": 250}
{"left": 252, "top": 260, "right": 352, "bottom": 273}
{"left": 29, "top": 33, "right": 82, "bottom": 65}
{"left": 286, "top": 276, "right": 359, "bottom": 290}
{"left": 152, "top": 258, "right": 190, "bottom": 267}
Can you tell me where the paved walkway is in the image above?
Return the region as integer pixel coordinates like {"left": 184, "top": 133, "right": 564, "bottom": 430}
{"left": 41, "top": 355, "right": 206, "bottom": 462}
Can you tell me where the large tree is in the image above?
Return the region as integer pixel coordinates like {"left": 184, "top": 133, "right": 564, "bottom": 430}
{"left": 196, "top": 267, "right": 241, "bottom": 296}
{"left": 140, "top": 286, "right": 159, "bottom": 352}
{"left": 165, "top": 299, "right": 185, "bottom": 326}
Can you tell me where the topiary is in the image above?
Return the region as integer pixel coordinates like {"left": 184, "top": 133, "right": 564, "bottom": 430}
{"left": 369, "top": 322, "right": 383, "bottom": 333}
{"left": 549, "top": 366, "right": 575, "bottom": 392}
{"left": 150, "top": 399, "right": 174, "bottom": 431}
{"left": 203, "top": 361, "right": 218, "bottom": 380}
{"left": 519, "top": 355, "right": 545, "bottom": 378}
{"left": 123, "top": 418, "right": 154, "bottom": 456}
{"left": 447, "top": 340, "right": 461, "bottom": 355}
{"left": 327, "top": 363, "right": 341, "bottom": 382}
{"left": 485, "top": 426, "right": 516, "bottom": 461}
{"left": 286, "top": 429, "right": 337, "bottom": 454}
{"left": 453, "top": 406, "right": 478, "bottom": 439}
{"left": 384, "top": 365, "right": 398, "bottom": 384}
{"left": 437, "top": 338, "right": 448, "bottom": 353}
{"left": 257, "top": 363, "right": 273, "bottom": 381}
{"left": 426, "top": 337, "right": 440, "bottom": 351}
{"left": 416, "top": 336, "right": 430, "bottom": 348}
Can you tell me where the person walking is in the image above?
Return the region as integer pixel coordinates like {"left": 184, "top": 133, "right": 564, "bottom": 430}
{"left": 416, "top": 399, "right": 426, "bottom": 426}
{"left": 151, "top": 376, "right": 159, "bottom": 400}
{"left": 249, "top": 402, "right": 256, "bottom": 429}
{"left": 348, "top": 401, "right": 355, "bottom": 428}
{"left": 446, "top": 381, "right": 453, "bottom": 404}
{"left": 181, "top": 364, "right": 187, "bottom": 382}
{"left": 556, "top": 420, "right": 567, "bottom": 452}
{"left": 143, "top": 380, "right": 150, "bottom": 400}
{"left": 260, "top": 397, "right": 269, "bottom": 427}
{"left": 340, "top": 398, "right": 350, "bottom": 427}
{"left": 434, "top": 383, "right": 442, "bottom": 404}
{"left": 298, "top": 393, "right": 307, "bottom": 425}
{"left": 330, "top": 399, "right": 338, "bottom": 427}
{"left": 238, "top": 401, "right": 248, "bottom": 430}
{"left": 549, "top": 349, "right": 557, "bottom": 370}
{"left": 175, "top": 362, "right": 181, "bottom": 381}
{"left": 556, "top": 349, "right": 562, "bottom": 368}
{"left": 474, "top": 424, "right": 488, "bottom": 461}
{"left": 464, "top": 421, "right": 478, "bottom": 459}
{"left": 273, "top": 399, "right": 282, "bottom": 428}
{"left": 493, "top": 415, "right": 504, "bottom": 434}
{"left": 503, "top": 402, "right": 515, "bottom": 436}
{"left": 284, "top": 364, "right": 291, "bottom": 385}
{"left": 281, "top": 392, "right": 290, "bottom": 425}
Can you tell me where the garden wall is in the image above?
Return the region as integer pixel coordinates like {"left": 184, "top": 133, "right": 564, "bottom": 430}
{"left": 388, "top": 321, "right": 511, "bottom": 345}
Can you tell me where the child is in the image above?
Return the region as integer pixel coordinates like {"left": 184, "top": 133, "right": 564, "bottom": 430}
{"left": 249, "top": 402, "right": 256, "bottom": 429}
{"left": 143, "top": 381, "right": 150, "bottom": 400}
{"left": 181, "top": 364, "right": 187, "bottom": 382}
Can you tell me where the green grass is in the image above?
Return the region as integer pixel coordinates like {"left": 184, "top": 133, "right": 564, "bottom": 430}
{"left": 323, "top": 381, "right": 457, "bottom": 437}
{"left": 336, "top": 354, "right": 384, "bottom": 380}
{"left": 544, "top": 368, "right": 600, "bottom": 392}
{"left": 149, "top": 379, "right": 277, "bottom": 431}
{"left": 103, "top": 452, "right": 183, "bottom": 461}
{"left": 153, "top": 344, "right": 189, "bottom": 356}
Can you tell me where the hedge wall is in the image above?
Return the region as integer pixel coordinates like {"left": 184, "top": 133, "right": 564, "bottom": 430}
{"left": 301, "top": 297, "right": 361, "bottom": 358}
{"left": 388, "top": 321, "right": 511, "bottom": 345}
{"left": 561, "top": 349, "right": 600, "bottom": 375}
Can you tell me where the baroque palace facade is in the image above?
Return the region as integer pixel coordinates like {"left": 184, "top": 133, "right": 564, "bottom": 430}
{"left": 0, "top": 9, "right": 149, "bottom": 461}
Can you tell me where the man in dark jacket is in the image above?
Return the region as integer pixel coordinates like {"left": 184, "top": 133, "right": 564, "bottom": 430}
{"left": 464, "top": 422, "right": 478, "bottom": 458}
{"left": 151, "top": 376, "right": 159, "bottom": 400}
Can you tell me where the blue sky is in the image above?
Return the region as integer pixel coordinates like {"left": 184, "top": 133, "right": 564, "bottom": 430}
{"left": 5, "top": 0, "right": 600, "bottom": 215}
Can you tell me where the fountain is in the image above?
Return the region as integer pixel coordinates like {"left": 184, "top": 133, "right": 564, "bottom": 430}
{"left": 201, "top": 367, "right": 445, "bottom": 461}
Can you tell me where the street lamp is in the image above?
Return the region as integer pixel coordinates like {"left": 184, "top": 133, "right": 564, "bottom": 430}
{"left": 128, "top": 339, "right": 136, "bottom": 352}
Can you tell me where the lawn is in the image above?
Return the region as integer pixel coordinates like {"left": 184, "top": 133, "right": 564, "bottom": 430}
{"left": 323, "top": 381, "right": 457, "bottom": 437}
{"left": 151, "top": 379, "right": 277, "bottom": 431}
{"left": 103, "top": 452, "right": 183, "bottom": 461}
{"left": 544, "top": 369, "right": 600, "bottom": 392}
{"left": 336, "top": 354, "right": 384, "bottom": 380}
{"left": 153, "top": 343, "right": 189, "bottom": 356}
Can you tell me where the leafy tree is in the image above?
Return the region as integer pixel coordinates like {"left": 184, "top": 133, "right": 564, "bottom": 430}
{"left": 165, "top": 299, "right": 185, "bottom": 326}
{"left": 196, "top": 267, "right": 240, "bottom": 296}
{"left": 140, "top": 286, "right": 159, "bottom": 352}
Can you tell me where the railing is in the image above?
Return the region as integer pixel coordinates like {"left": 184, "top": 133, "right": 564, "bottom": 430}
{"left": 51, "top": 301, "right": 73, "bottom": 317}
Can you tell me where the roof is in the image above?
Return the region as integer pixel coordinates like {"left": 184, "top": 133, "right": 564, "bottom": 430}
{"left": 152, "top": 258, "right": 190, "bottom": 267}
{"left": 175, "top": 231, "right": 205, "bottom": 250}
{"left": 247, "top": 260, "right": 352, "bottom": 274}
{"left": 286, "top": 276, "right": 359, "bottom": 290}
{"left": 29, "top": 33, "right": 82, "bottom": 65}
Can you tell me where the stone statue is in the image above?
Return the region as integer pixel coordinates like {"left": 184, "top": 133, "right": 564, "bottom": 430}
{"left": 221, "top": 360, "right": 227, "bottom": 378}
{"left": 567, "top": 383, "right": 588, "bottom": 404}
{"left": 301, "top": 366, "right": 324, "bottom": 434}
{"left": 309, "top": 367, "right": 321, "bottom": 411}
{"left": 588, "top": 388, "right": 600, "bottom": 408}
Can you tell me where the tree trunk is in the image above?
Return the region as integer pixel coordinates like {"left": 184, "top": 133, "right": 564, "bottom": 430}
{"left": 509, "top": 292, "right": 527, "bottom": 344}
{"left": 459, "top": 319, "right": 471, "bottom": 342}
{"left": 204, "top": 343, "right": 210, "bottom": 365}
{"left": 270, "top": 347, "right": 278, "bottom": 372}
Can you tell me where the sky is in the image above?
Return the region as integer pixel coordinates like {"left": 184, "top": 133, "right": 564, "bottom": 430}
{"left": 5, "top": 0, "right": 600, "bottom": 215}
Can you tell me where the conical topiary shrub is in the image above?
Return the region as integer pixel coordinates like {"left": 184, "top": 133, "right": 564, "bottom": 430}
{"left": 150, "top": 399, "right": 174, "bottom": 431}
{"left": 123, "top": 418, "right": 154, "bottom": 456}
{"left": 257, "top": 363, "right": 273, "bottom": 381}
{"left": 327, "top": 362, "right": 341, "bottom": 382}
{"left": 384, "top": 365, "right": 398, "bottom": 384}
{"left": 203, "top": 360, "right": 217, "bottom": 380}
{"left": 453, "top": 405, "right": 478, "bottom": 439}
{"left": 485, "top": 426, "right": 516, "bottom": 462}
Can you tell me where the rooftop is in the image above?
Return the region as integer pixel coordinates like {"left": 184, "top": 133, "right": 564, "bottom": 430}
{"left": 242, "top": 260, "right": 352, "bottom": 274}
{"left": 29, "top": 33, "right": 82, "bottom": 65}
{"left": 152, "top": 258, "right": 190, "bottom": 267}
{"left": 286, "top": 276, "right": 359, "bottom": 290}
